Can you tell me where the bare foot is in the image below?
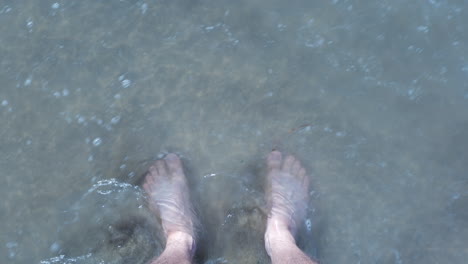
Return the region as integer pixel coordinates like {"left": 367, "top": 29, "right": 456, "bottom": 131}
{"left": 264, "top": 151, "right": 309, "bottom": 253}
{"left": 143, "top": 154, "right": 195, "bottom": 251}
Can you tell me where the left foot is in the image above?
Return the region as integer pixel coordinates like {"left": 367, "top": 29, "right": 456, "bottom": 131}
{"left": 143, "top": 154, "right": 195, "bottom": 249}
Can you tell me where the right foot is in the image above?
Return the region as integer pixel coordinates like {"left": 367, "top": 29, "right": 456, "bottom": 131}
{"left": 143, "top": 154, "right": 195, "bottom": 251}
{"left": 264, "top": 151, "right": 310, "bottom": 252}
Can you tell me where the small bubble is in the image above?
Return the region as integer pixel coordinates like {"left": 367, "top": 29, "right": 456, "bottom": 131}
{"left": 110, "top": 115, "right": 121, "bottom": 124}
{"left": 88, "top": 155, "right": 94, "bottom": 161}
{"left": 417, "top": 26, "right": 429, "bottom": 33}
{"left": 26, "top": 19, "right": 34, "bottom": 31}
{"left": 323, "top": 126, "right": 333, "bottom": 132}
{"left": 50, "top": 242, "right": 60, "bottom": 253}
{"left": 51, "top": 3, "right": 60, "bottom": 9}
{"left": 304, "top": 35, "right": 324, "bottom": 48}
{"left": 121, "top": 79, "right": 132, "bottom": 88}
{"left": 92, "top": 138, "right": 102, "bottom": 146}
{"left": 203, "top": 173, "right": 217, "bottom": 178}
{"left": 305, "top": 219, "right": 312, "bottom": 231}
{"left": 119, "top": 164, "right": 127, "bottom": 169}
{"left": 62, "top": 89, "right": 69, "bottom": 96}
{"left": 53, "top": 91, "right": 61, "bottom": 98}
{"left": 114, "top": 93, "right": 121, "bottom": 99}
{"left": 141, "top": 3, "right": 148, "bottom": 14}
{"left": 6, "top": 242, "right": 17, "bottom": 259}
{"left": 440, "top": 66, "right": 448, "bottom": 75}
{"left": 0, "top": 6, "right": 12, "bottom": 13}
{"left": 1, "top": 100, "right": 8, "bottom": 106}
{"left": 6, "top": 242, "right": 18, "bottom": 248}
{"left": 277, "top": 23, "right": 287, "bottom": 31}
{"left": 77, "top": 116, "right": 86, "bottom": 124}
{"left": 335, "top": 131, "right": 346, "bottom": 137}
{"left": 24, "top": 78, "right": 32, "bottom": 86}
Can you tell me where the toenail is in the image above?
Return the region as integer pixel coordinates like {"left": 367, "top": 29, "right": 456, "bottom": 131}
{"left": 165, "top": 153, "right": 177, "bottom": 160}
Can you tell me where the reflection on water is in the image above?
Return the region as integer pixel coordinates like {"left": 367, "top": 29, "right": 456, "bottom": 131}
{"left": 0, "top": 0, "right": 467, "bottom": 263}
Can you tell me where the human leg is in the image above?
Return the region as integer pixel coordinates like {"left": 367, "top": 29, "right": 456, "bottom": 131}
{"left": 143, "top": 154, "right": 196, "bottom": 264}
{"left": 148, "top": 232, "right": 193, "bottom": 264}
{"left": 264, "top": 151, "right": 318, "bottom": 264}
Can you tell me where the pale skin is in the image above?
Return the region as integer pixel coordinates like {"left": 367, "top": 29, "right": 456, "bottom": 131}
{"left": 143, "top": 151, "right": 317, "bottom": 264}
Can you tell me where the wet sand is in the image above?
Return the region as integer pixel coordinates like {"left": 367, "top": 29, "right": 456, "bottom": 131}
{"left": 1, "top": 1, "right": 467, "bottom": 263}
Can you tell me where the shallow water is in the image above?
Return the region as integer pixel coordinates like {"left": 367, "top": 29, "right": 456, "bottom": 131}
{"left": 1, "top": 0, "right": 467, "bottom": 263}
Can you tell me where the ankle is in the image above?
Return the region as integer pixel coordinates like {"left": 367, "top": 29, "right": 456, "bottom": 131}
{"left": 267, "top": 215, "right": 296, "bottom": 234}
{"left": 166, "top": 231, "right": 195, "bottom": 255}
{"left": 265, "top": 218, "right": 296, "bottom": 256}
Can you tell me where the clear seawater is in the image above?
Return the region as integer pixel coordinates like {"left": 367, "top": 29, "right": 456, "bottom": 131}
{"left": 1, "top": 1, "right": 467, "bottom": 263}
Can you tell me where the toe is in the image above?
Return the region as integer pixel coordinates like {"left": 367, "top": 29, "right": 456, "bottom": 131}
{"left": 145, "top": 172, "right": 154, "bottom": 185}
{"left": 156, "top": 159, "right": 168, "bottom": 176}
{"left": 301, "top": 170, "right": 310, "bottom": 190}
{"left": 291, "top": 160, "right": 302, "bottom": 176}
{"left": 303, "top": 176, "right": 310, "bottom": 195}
{"left": 282, "top": 155, "right": 295, "bottom": 172}
{"left": 143, "top": 177, "right": 155, "bottom": 193}
{"left": 148, "top": 164, "right": 159, "bottom": 176}
{"left": 145, "top": 169, "right": 155, "bottom": 184}
{"left": 145, "top": 172, "right": 157, "bottom": 189}
{"left": 165, "top": 153, "right": 184, "bottom": 178}
{"left": 267, "top": 150, "right": 282, "bottom": 171}
{"left": 298, "top": 168, "right": 306, "bottom": 180}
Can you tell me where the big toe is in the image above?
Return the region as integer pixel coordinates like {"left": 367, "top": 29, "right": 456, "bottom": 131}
{"left": 165, "top": 153, "right": 184, "bottom": 179}
{"left": 267, "top": 150, "right": 282, "bottom": 171}
{"left": 155, "top": 159, "right": 168, "bottom": 176}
